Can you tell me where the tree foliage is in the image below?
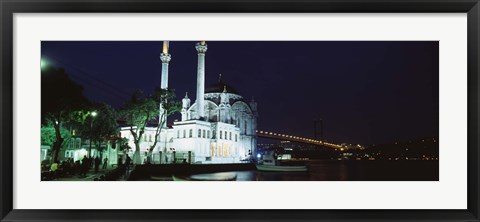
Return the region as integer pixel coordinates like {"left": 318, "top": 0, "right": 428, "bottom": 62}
{"left": 119, "top": 137, "right": 132, "bottom": 153}
{"left": 41, "top": 66, "right": 90, "bottom": 163}
{"left": 119, "top": 88, "right": 181, "bottom": 164}
{"left": 41, "top": 125, "right": 72, "bottom": 149}
{"left": 74, "top": 103, "right": 119, "bottom": 153}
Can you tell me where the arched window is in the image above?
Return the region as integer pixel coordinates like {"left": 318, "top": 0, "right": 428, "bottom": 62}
{"left": 189, "top": 129, "right": 193, "bottom": 138}
{"left": 198, "top": 129, "right": 201, "bottom": 137}
{"left": 203, "top": 129, "right": 206, "bottom": 138}
{"left": 183, "top": 129, "right": 186, "bottom": 138}
{"left": 220, "top": 130, "right": 223, "bottom": 139}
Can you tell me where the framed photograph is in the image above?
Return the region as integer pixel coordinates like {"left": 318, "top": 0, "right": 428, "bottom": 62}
{"left": 1, "top": 0, "right": 479, "bottom": 221}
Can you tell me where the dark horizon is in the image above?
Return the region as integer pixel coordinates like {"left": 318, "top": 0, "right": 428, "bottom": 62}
{"left": 41, "top": 41, "right": 439, "bottom": 145}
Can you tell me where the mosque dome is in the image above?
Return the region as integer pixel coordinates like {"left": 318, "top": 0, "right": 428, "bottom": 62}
{"left": 205, "top": 76, "right": 240, "bottom": 95}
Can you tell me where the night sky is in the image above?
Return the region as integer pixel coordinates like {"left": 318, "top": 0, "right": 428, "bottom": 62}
{"left": 41, "top": 41, "right": 439, "bottom": 145}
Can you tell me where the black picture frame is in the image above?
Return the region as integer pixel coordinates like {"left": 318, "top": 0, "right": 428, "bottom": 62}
{"left": 1, "top": 0, "right": 479, "bottom": 221}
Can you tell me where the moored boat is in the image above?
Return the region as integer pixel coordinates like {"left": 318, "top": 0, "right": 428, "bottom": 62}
{"left": 256, "top": 150, "right": 308, "bottom": 172}
{"left": 172, "top": 172, "right": 238, "bottom": 181}
{"left": 256, "top": 164, "right": 307, "bottom": 172}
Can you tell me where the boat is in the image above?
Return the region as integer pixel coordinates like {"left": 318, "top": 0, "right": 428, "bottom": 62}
{"left": 256, "top": 151, "right": 308, "bottom": 172}
{"left": 172, "top": 172, "right": 237, "bottom": 181}
{"left": 256, "top": 163, "right": 308, "bottom": 172}
{"left": 150, "top": 176, "right": 173, "bottom": 181}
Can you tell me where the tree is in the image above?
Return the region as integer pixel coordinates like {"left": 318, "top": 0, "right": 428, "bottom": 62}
{"left": 119, "top": 88, "right": 181, "bottom": 164}
{"left": 41, "top": 121, "right": 72, "bottom": 160}
{"left": 147, "top": 88, "right": 181, "bottom": 161}
{"left": 91, "top": 104, "right": 119, "bottom": 157}
{"left": 119, "top": 137, "right": 132, "bottom": 154}
{"left": 75, "top": 103, "right": 119, "bottom": 157}
{"left": 41, "top": 66, "right": 90, "bottom": 163}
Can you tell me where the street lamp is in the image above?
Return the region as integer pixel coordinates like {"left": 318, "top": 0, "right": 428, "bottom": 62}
{"left": 41, "top": 58, "right": 49, "bottom": 70}
{"left": 89, "top": 111, "right": 98, "bottom": 158}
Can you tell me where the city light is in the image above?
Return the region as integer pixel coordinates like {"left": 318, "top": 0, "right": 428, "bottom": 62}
{"left": 255, "top": 129, "right": 343, "bottom": 149}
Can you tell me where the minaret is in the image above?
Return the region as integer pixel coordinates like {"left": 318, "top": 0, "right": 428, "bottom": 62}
{"left": 195, "top": 41, "right": 207, "bottom": 120}
{"left": 220, "top": 85, "right": 229, "bottom": 105}
{"left": 220, "top": 85, "right": 231, "bottom": 123}
{"left": 159, "top": 41, "right": 171, "bottom": 127}
{"left": 249, "top": 97, "right": 258, "bottom": 117}
{"left": 181, "top": 92, "right": 191, "bottom": 121}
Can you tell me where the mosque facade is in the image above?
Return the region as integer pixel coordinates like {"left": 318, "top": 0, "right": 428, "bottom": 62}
{"left": 120, "top": 41, "right": 258, "bottom": 164}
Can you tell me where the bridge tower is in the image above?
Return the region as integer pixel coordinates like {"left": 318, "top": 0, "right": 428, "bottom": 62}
{"left": 249, "top": 97, "right": 259, "bottom": 158}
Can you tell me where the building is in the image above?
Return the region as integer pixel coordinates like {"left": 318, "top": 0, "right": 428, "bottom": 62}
{"left": 120, "top": 41, "right": 258, "bottom": 164}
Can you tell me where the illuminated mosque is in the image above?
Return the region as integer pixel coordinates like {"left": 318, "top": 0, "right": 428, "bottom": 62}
{"left": 120, "top": 41, "right": 258, "bottom": 164}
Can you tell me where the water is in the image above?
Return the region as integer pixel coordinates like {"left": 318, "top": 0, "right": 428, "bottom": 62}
{"left": 193, "top": 160, "right": 439, "bottom": 181}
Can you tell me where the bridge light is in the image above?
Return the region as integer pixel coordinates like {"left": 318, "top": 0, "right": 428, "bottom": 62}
{"left": 260, "top": 131, "right": 264, "bottom": 133}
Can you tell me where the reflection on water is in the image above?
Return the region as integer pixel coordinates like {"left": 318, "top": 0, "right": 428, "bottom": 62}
{"left": 190, "top": 160, "right": 439, "bottom": 181}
